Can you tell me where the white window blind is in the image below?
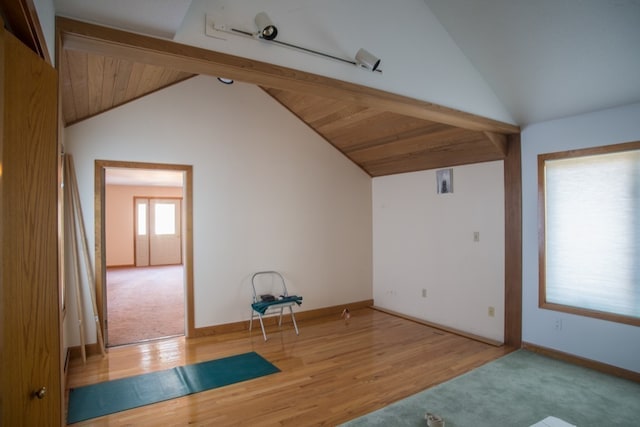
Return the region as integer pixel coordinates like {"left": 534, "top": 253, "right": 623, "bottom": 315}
{"left": 543, "top": 148, "right": 640, "bottom": 321}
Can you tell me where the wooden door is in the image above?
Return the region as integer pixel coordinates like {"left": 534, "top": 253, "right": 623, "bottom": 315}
{"left": 0, "top": 26, "right": 62, "bottom": 426}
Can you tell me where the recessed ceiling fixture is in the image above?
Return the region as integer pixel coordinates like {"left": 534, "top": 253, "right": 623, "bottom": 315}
{"left": 207, "top": 12, "right": 382, "bottom": 73}
{"left": 217, "top": 77, "right": 234, "bottom": 84}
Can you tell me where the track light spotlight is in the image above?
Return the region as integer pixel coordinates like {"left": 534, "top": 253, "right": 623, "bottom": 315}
{"left": 255, "top": 12, "right": 278, "bottom": 40}
{"left": 355, "top": 48, "right": 381, "bottom": 72}
{"left": 207, "top": 13, "right": 382, "bottom": 73}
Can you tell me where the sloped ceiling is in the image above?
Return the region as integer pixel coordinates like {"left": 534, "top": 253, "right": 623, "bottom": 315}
{"left": 425, "top": 0, "right": 640, "bottom": 125}
{"left": 264, "top": 88, "right": 505, "bottom": 176}
{"left": 61, "top": 49, "right": 194, "bottom": 125}
{"left": 55, "top": 1, "right": 640, "bottom": 176}
{"left": 57, "top": 17, "right": 518, "bottom": 177}
{"left": 54, "top": 0, "right": 192, "bottom": 39}
{"left": 54, "top": 0, "right": 640, "bottom": 126}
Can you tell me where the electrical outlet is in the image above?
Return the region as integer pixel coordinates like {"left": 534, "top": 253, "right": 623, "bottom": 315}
{"left": 422, "top": 289, "right": 427, "bottom": 298}
{"left": 488, "top": 306, "right": 495, "bottom": 317}
{"left": 473, "top": 231, "right": 480, "bottom": 242}
{"left": 554, "top": 319, "right": 563, "bottom": 331}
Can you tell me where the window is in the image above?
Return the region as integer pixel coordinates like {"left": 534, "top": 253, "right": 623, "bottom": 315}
{"left": 154, "top": 202, "right": 176, "bottom": 235}
{"left": 539, "top": 140, "right": 640, "bottom": 326}
{"left": 137, "top": 203, "right": 147, "bottom": 236}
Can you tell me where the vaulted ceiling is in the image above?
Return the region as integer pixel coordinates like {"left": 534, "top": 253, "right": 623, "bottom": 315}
{"left": 55, "top": 1, "right": 639, "bottom": 177}
{"left": 58, "top": 17, "right": 518, "bottom": 177}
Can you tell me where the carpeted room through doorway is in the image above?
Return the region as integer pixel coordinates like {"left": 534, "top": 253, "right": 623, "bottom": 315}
{"left": 106, "top": 265, "right": 185, "bottom": 346}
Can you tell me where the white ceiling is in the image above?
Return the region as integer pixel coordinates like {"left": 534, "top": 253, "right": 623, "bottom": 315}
{"left": 425, "top": 0, "right": 640, "bottom": 125}
{"left": 54, "top": 0, "right": 192, "bottom": 38}
{"left": 53, "top": 0, "right": 640, "bottom": 126}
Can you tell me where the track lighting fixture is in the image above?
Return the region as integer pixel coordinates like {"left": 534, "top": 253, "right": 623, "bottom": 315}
{"left": 254, "top": 12, "right": 278, "bottom": 40}
{"left": 206, "top": 13, "right": 382, "bottom": 72}
{"left": 355, "top": 48, "right": 381, "bottom": 72}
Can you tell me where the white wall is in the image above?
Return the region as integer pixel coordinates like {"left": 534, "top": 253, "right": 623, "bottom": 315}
{"left": 372, "top": 161, "right": 505, "bottom": 342}
{"left": 521, "top": 102, "right": 640, "bottom": 373}
{"left": 63, "top": 75, "right": 372, "bottom": 345}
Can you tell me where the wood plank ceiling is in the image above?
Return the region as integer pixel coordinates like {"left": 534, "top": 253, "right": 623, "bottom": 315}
{"left": 58, "top": 18, "right": 519, "bottom": 177}
{"left": 61, "top": 49, "right": 194, "bottom": 125}
{"left": 263, "top": 88, "right": 508, "bottom": 176}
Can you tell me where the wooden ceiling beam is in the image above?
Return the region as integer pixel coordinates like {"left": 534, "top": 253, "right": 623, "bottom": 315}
{"left": 57, "top": 17, "right": 520, "bottom": 135}
{"left": 484, "top": 131, "right": 509, "bottom": 157}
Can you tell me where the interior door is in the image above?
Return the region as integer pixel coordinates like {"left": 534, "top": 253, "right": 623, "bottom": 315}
{"left": 0, "top": 26, "right": 62, "bottom": 425}
{"left": 149, "top": 198, "right": 182, "bottom": 265}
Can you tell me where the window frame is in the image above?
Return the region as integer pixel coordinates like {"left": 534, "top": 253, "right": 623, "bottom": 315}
{"left": 538, "top": 140, "right": 640, "bottom": 327}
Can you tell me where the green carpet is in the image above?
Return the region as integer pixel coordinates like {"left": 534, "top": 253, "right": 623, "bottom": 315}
{"left": 67, "top": 351, "right": 279, "bottom": 424}
{"left": 342, "top": 350, "right": 640, "bottom": 427}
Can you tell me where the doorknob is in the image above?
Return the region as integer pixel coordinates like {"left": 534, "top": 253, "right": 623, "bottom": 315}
{"left": 34, "top": 387, "right": 47, "bottom": 399}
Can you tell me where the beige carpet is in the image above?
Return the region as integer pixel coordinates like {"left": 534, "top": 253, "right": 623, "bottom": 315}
{"left": 106, "top": 265, "right": 185, "bottom": 346}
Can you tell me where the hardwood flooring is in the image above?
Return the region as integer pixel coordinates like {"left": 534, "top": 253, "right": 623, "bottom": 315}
{"left": 66, "top": 308, "right": 513, "bottom": 426}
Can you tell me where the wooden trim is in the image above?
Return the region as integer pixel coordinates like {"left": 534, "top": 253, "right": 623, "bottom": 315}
{"left": 538, "top": 139, "right": 640, "bottom": 162}
{"left": 94, "top": 162, "right": 106, "bottom": 347}
{"left": 484, "top": 131, "right": 508, "bottom": 157}
{"left": 104, "top": 264, "right": 136, "bottom": 269}
{"left": 522, "top": 342, "right": 640, "bottom": 383}
{"left": 0, "top": 29, "right": 5, "bottom": 411}
{"left": 94, "top": 160, "right": 195, "bottom": 344}
{"left": 183, "top": 165, "right": 195, "bottom": 337}
{"left": 0, "top": 0, "right": 50, "bottom": 64}
{"left": 504, "top": 134, "right": 522, "bottom": 347}
{"left": 193, "top": 300, "right": 374, "bottom": 338}
{"left": 68, "top": 342, "right": 104, "bottom": 360}
{"left": 56, "top": 17, "right": 519, "bottom": 135}
{"left": 537, "top": 151, "right": 547, "bottom": 315}
{"left": 540, "top": 302, "right": 640, "bottom": 327}
{"left": 371, "top": 306, "right": 505, "bottom": 347}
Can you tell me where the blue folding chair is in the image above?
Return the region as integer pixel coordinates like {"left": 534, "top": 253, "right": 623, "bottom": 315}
{"left": 249, "top": 271, "right": 302, "bottom": 341}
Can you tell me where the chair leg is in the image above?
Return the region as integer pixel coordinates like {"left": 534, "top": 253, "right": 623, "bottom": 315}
{"left": 258, "top": 313, "right": 268, "bottom": 341}
{"left": 278, "top": 307, "right": 284, "bottom": 327}
{"left": 249, "top": 310, "right": 253, "bottom": 332}
{"left": 289, "top": 306, "right": 299, "bottom": 335}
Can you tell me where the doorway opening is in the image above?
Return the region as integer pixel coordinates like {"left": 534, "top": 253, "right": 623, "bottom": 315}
{"left": 95, "top": 160, "right": 194, "bottom": 347}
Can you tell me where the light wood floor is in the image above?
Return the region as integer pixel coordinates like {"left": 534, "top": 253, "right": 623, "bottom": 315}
{"left": 66, "top": 308, "right": 513, "bottom": 426}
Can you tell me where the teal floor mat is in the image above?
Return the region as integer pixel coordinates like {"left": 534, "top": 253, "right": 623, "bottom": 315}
{"left": 67, "top": 351, "right": 280, "bottom": 424}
